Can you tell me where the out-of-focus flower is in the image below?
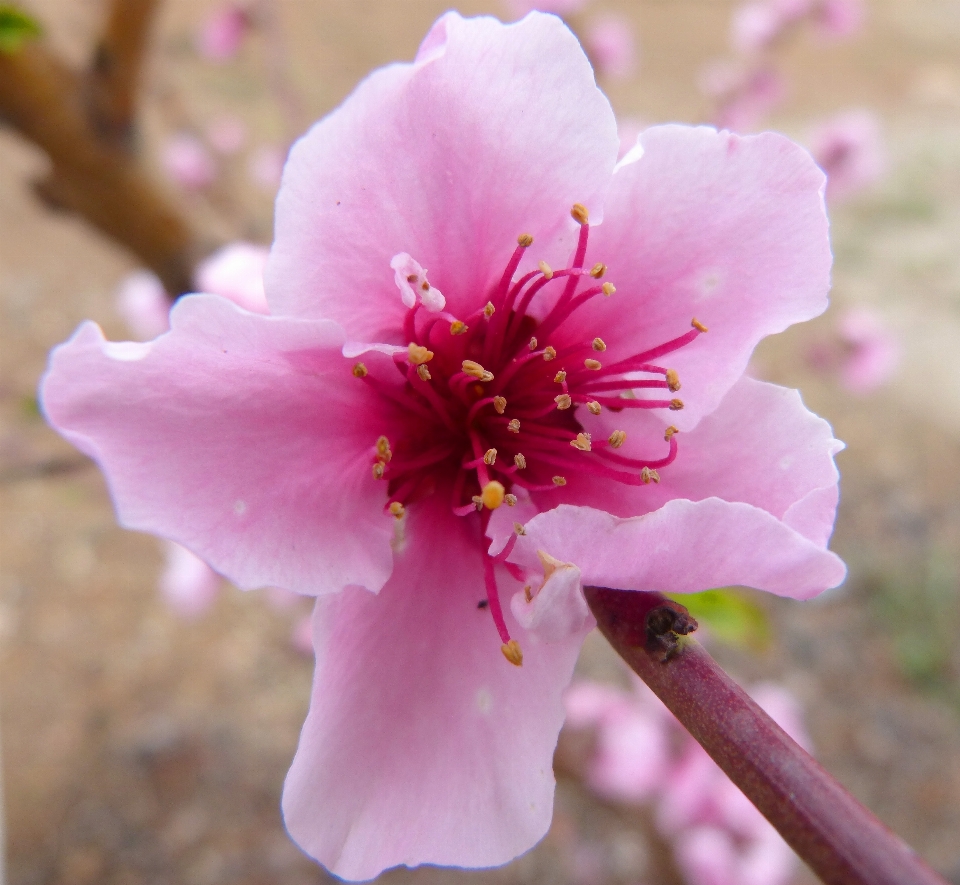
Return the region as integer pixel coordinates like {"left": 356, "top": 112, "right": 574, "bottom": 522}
{"left": 248, "top": 144, "right": 287, "bottom": 192}
{"left": 808, "top": 109, "right": 884, "bottom": 201}
{"left": 731, "top": 2, "right": 786, "bottom": 54}
{"left": 197, "top": 5, "right": 250, "bottom": 62}
{"left": 813, "top": 0, "right": 864, "bottom": 40}
{"left": 505, "top": 0, "right": 591, "bottom": 17}
{"left": 161, "top": 133, "right": 217, "bottom": 191}
{"left": 836, "top": 308, "right": 900, "bottom": 393}
{"left": 115, "top": 270, "right": 169, "bottom": 341}
{"left": 194, "top": 242, "right": 270, "bottom": 314}
{"left": 205, "top": 115, "right": 248, "bottom": 155}
{"left": 585, "top": 14, "right": 636, "bottom": 80}
{"left": 159, "top": 540, "right": 221, "bottom": 618}
{"left": 42, "top": 13, "right": 844, "bottom": 880}
{"left": 710, "top": 65, "right": 786, "bottom": 132}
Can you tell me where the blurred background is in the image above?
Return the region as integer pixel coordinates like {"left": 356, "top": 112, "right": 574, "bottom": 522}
{"left": 1, "top": 1, "right": 960, "bottom": 883}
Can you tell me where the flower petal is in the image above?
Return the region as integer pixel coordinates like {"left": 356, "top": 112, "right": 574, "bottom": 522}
{"left": 266, "top": 12, "right": 619, "bottom": 337}
{"left": 40, "top": 295, "right": 395, "bottom": 597}
{"left": 282, "top": 496, "right": 587, "bottom": 880}
{"left": 579, "top": 125, "right": 831, "bottom": 428}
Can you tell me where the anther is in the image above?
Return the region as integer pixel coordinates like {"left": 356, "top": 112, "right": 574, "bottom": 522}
{"left": 388, "top": 501, "right": 405, "bottom": 518}
{"left": 666, "top": 369, "right": 681, "bottom": 391}
{"left": 514, "top": 453, "right": 527, "bottom": 469}
{"left": 523, "top": 585, "right": 533, "bottom": 602}
{"left": 462, "top": 360, "right": 494, "bottom": 381}
{"left": 608, "top": 430, "right": 627, "bottom": 448}
{"left": 602, "top": 282, "right": 616, "bottom": 297}
{"left": 584, "top": 358, "right": 602, "bottom": 371}
{"left": 493, "top": 396, "right": 507, "bottom": 414}
{"left": 538, "top": 260, "right": 554, "bottom": 280}
{"left": 640, "top": 466, "right": 661, "bottom": 484}
{"left": 555, "top": 394, "right": 572, "bottom": 410}
{"left": 376, "top": 436, "right": 392, "bottom": 461}
{"left": 471, "top": 495, "right": 483, "bottom": 510}
{"left": 505, "top": 494, "right": 518, "bottom": 507}
{"left": 589, "top": 263, "right": 607, "bottom": 279}
{"left": 352, "top": 362, "right": 368, "bottom": 378}
{"left": 553, "top": 370, "right": 567, "bottom": 383}
{"left": 592, "top": 337, "right": 607, "bottom": 352}
{"left": 570, "top": 432, "right": 592, "bottom": 451}
{"left": 417, "top": 364, "right": 432, "bottom": 381}
{"left": 508, "top": 419, "right": 521, "bottom": 433}
{"left": 669, "top": 398, "right": 684, "bottom": 411}
{"left": 483, "top": 448, "right": 497, "bottom": 466}
{"left": 406, "top": 274, "right": 418, "bottom": 283}
{"left": 552, "top": 475, "right": 567, "bottom": 486}
{"left": 408, "top": 343, "right": 433, "bottom": 364}
{"left": 518, "top": 233, "right": 534, "bottom": 247}
{"left": 484, "top": 301, "right": 496, "bottom": 319}
{"left": 665, "top": 425, "right": 679, "bottom": 441}
{"left": 481, "top": 480, "right": 506, "bottom": 510}
{"left": 543, "top": 346, "right": 557, "bottom": 361}
{"left": 514, "top": 522, "right": 526, "bottom": 535}
{"left": 450, "top": 320, "right": 468, "bottom": 335}
{"left": 501, "top": 639, "right": 523, "bottom": 667}
{"left": 571, "top": 203, "right": 589, "bottom": 225}
{"left": 372, "top": 462, "right": 385, "bottom": 479}
{"left": 529, "top": 337, "right": 538, "bottom": 351}
{"left": 587, "top": 401, "right": 602, "bottom": 415}
{"left": 692, "top": 317, "right": 709, "bottom": 332}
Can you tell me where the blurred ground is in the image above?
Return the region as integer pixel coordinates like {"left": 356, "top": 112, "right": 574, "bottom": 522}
{"left": 2, "top": 1, "right": 960, "bottom": 883}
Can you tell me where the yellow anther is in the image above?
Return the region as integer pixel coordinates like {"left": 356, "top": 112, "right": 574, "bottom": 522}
{"left": 669, "top": 398, "right": 684, "bottom": 411}
{"left": 587, "top": 401, "right": 602, "bottom": 415}
{"left": 589, "top": 263, "right": 607, "bottom": 279}
{"left": 483, "top": 448, "right": 497, "bottom": 466}
{"left": 538, "top": 260, "right": 554, "bottom": 280}
{"left": 555, "top": 394, "right": 572, "bottom": 410}
{"left": 602, "top": 282, "right": 616, "bottom": 297}
{"left": 493, "top": 396, "right": 507, "bottom": 414}
{"left": 665, "top": 425, "right": 679, "bottom": 441}
{"left": 553, "top": 370, "right": 567, "bottom": 383}
{"left": 592, "top": 337, "right": 607, "bottom": 352}
{"left": 484, "top": 301, "right": 496, "bottom": 319}
{"left": 462, "top": 360, "right": 493, "bottom": 381}
{"left": 505, "top": 494, "right": 518, "bottom": 507}
{"left": 481, "top": 480, "right": 506, "bottom": 510}
{"left": 529, "top": 336, "right": 538, "bottom": 351}
{"left": 417, "top": 364, "right": 432, "bottom": 381}
{"left": 501, "top": 639, "right": 523, "bottom": 667}
{"left": 571, "top": 203, "right": 589, "bottom": 225}
{"left": 408, "top": 343, "right": 434, "bottom": 365}
{"left": 584, "top": 358, "right": 602, "bottom": 371}
{"left": 388, "top": 501, "right": 405, "bottom": 518}
{"left": 518, "top": 233, "right": 534, "bottom": 247}
{"left": 552, "top": 475, "right": 567, "bottom": 486}
{"left": 641, "top": 467, "right": 661, "bottom": 484}
{"left": 450, "top": 320, "right": 468, "bottom": 335}
{"left": 514, "top": 522, "right": 526, "bottom": 535}
{"left": 570, "top": 432, "right": 592, "bottom": 451}
{"left": 507, "top": 418, "right": 521, "bottom": 433}
{"left": 352, "top": 362, "right": 368, "bottom": 378}
{"left": 609, "top": 430, "right": 627, "bottom": 448}
{"left": 376, "top": 436, "right": 392, "bottom": 461}
{"left": 543, "top": 346, "right": 557, "bottom": 361}
{"left": 372, "top": 462, "right": 385, "bottom": 480}
{"left": 471, "top": 495, "right": 483, "bottom": 510}
{"left": 692, "top": 317, "right": 709, "bottom": 332}
{"left": 666, "top": 369, "right": 681, "bottom": 392}
{"left": 514, "top": 453, "right": 527, "bottom": 469}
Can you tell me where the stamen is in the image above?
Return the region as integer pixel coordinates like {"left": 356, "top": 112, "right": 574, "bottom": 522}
{"left": 669, "top": 399, "right": 684, "bottom": 410}
{"left": 462, "top": 360, "right": 494, "bottom": 381}
{"left": 552, "top": 476, "right": 567, "bottom": 486}
{"left": 501, "top": 639, "right": 523, "bottom": 667}
{"left": 372, "top": 462, "right": 385, "bottom": 479}
{"left": 518, "top": 233, "right": 534, "bottom": 247}
{"left": 584, "top": 358, "right": 602, "bottom": 371}
{"left": 483, "top": 448, "right": 497, "bottom": 466}
{"left": 514, "top": 522, "right": 526, "bottom": 536}
{"left": 543, "top": 346, "right": 557, "bottom": 361}
{"left": 514, "top": 453, "right": 527, "bottom": 469}
{"left": 592, "top": 337, "right": 607, "bottom": 352}
{"left": 529, "top": 337, "right": 538, "bottom": 350}
{"left": 555, "top": 394, "right": 572, "bottom": 410}
{"left": 570, "top": 432, "right": 592, "bottom": 451}
{"left": 407, "top": 343, "right": 433, "bottom": 365}
{"left": 508, "top": 419, "right": 521, "bottom": 433}
{"left": 505, "top": 494, "right": 518, "bottom": 506}
{"left": 609, "top": 430, "right": 627, "bottom": 448}
{"left": 388, "top": 501, "right": 405, "bottom": 518}
{"left": 666, "top": 369, "right": 681, "bottom": 391}
{"left": 692, "top": 317, "right": 709, "bottom": 332}
{"left": 589, "top": 263, "right": 606, "bottom": 279}
{"left": 352, "top": 363, "right": 368, "bottom": 378}
{"left": 538, "top": 260, "right": 554, "bottom": 280}
{"left": 640, "top": 466, "right": 661, "bottom": 484}
{"left": 553, "top": 370, "right": 567, "bottom": 383}
{"left": 450, "top": 320, "right": 468, "bottom": 335}
{"left": 571, "top": 202, "right": 589, "bottom": 225}
{"left": 524, "top": 585, "right": 533, "bottom": 602}
{"left": 376, "top": 436, "right": 392, "bottom": 461}
{"left": 587, "top": 401, "right": 602, "bottom": 415}
{"left": 484, "top": 301, "right": 496, "bottom": 319}
{"left": 481, "top": 480, "right": 506, "bottom": 510}
{"left": 602, "top": 282, "right": 616, "bottom": 296}
{"left": 493, "top": 396, "right": 507, "bottom": 414}
{"left": 417, "top": 364, "right": 432, "bottom": 381}
{"left": 471, "top": 495, "right": 483, "bottom": 510}
{"left": 665, "top": 425, "right": 679, "bottom": 441}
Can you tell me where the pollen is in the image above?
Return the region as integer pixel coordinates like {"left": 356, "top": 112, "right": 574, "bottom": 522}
{"left": 462, "top": 360, "right": 493, "bottom": 381}
{"left": 538, "top": 260, "right": 554, "bottom": 280}
{"left": 666, "top": 369, "right": 681, "bottom": 391}
{"left": 592, "top": 337, "right": 607, "bottom": 352}
{"left": 555, "top": 394, "right": 572, "bottom": 410}
{"left": 571, "top": 202, "right": 589, "bottom": 225}
{"left": 584, "top": 358, "right": 602, "bottom": 371}
{"left": 505, "top": 494, "right": 518, "bottom": 507}
{"left": 501, "top": 639, "right": 523, "bottom": 667}
{"left": 514, "top": 453, "right": 527, "bottom": 469}
{"left": 543, "top": 346, "right": 557, "bottom": 361}
{"left": 484, "top": 301, "right": 496, "bottom": 319}
{"left": 608, "top": 430, "right": 627, "bottom": 448}
{"left": 665, "top": 425, "right": 679, "bottom": 441}
{"left": 553, "top": 370, "right": 567, "bottom": 383}
{"left": 552, "top": 475, "right": 567, "bottom": 486}
{"left": 518, "top": 233, "right": 534, "bottom": 247}
{"left": 669, "top": 398, "right": 684, "bottom": 411}
{"left": 493, "top": 396, "right": 507, "bottom": 414}
{"left": 408, "top": 343, "right": 433, "bottom": 364}
{"left": 450, "top": 320, "right": 468, "bottom": 335}
{"left": 602, "top": 282, "right": 616, "bottom": 296}
{"left": 692, "top": 317, "right": 709, "bottom": 332}
{"left": 529, "top": 337, "right": 538, "bottom": 350}
{"left": 372, "top": 462, "right": 385, "bottom": 479}
{"left": 483, "top": 448, "right": 498, "bottom": 466}
{"left": 508, "top": 418, "right": 521, "bottom": 433}
{"left": 587, "top": 401, "right": 602, "bottom": 415}
{"left": 481, "top": 480, "right": 506, "bottom": 510}
{"left": 589, "top": 263, "right": 606, "bottom": 279}
{"left": 570, "top": 432, "right": 592, "bottom": 451}
{"left": 417, "top": 364, "right": 432, "bottom": 381}
{"left": 376, "top": 436, "right": 392, "bottom": 461}
{"left": 641, "top": 467, "right": 661, "bottom": 484}
{"left": 352, "top": 362, "right": 368, "bottom": 378}
{"left": 388, "top": 501, "right": 405, "bottom": 518}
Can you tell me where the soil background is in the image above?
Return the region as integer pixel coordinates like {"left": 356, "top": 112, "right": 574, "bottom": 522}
{"left": 3, "top": 1, "right": 960, "bottom": 884}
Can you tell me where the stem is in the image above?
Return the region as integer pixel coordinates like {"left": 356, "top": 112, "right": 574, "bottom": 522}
{"left": 583, "top": 586, "right": 950, "bottom": 885}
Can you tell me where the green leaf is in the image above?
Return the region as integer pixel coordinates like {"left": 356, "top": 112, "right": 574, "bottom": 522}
{"left": 0, "top": 5, "right": 42, "bottom": 54}
{"left": 667, "top": 588, "right": 771, "bottom": 650}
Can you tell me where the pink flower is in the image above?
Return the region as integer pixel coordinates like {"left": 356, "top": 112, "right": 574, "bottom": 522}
{"left": 731, "top": 2, "right": 787, "bottom": 54}
{"left": 808, "top": 109, "right": 884, "bottom": 201}
{"left": 41, "top": 13, "right": 844, "bottom": 879}
{"left": 197, "top": 5, "right": 249, "bottom": 62}
{"left": 115, "top": 270, "right": 169, "bottom": 341}
{"left": 813, "top": 0, "right": 864, "bottom": 39}
{"left": 585, "top": 14, "right": 637, "bottom": 80}
{"left": 161, "top": 133, "right": 217, "bottom": 191}
{"left": 159, "top": 540, "right": 221, "bottom": 618}
{"left": 807, "top": 306, "right": 899, "bottom": 394}
{"left": 193, "top": 242, "right": 270, "bottom": 314}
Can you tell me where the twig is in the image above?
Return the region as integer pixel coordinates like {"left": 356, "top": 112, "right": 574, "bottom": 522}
{"left": 584, "top": 586, "right": 950, "bottom": 885}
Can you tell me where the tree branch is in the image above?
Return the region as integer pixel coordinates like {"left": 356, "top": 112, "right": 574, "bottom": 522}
{"left": 584, "top": 586, "right": 949, "bottom": 885}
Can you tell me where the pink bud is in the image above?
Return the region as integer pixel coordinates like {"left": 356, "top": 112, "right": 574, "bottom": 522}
{"left": 194, "top": 242, "right": 270, "bottom": 314}
{"left": 197, "top": 5, "right": 249, "bottom": 62}
{"left": 115, "top": 270, "right": 170, "bottom": 340}
{"left": 161, "top": 133, "right": 217, "bottom": 191}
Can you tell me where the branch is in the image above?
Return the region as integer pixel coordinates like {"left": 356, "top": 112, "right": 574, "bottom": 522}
{"left": 584, "top": 586, "right": 949, "bottom": 885}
